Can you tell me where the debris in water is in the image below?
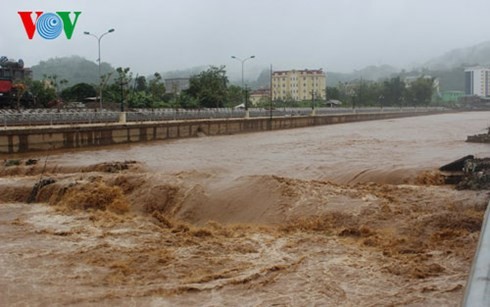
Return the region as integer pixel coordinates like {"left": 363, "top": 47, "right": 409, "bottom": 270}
{"left": 27, "top": 178, "right": 56, "bottom": 204}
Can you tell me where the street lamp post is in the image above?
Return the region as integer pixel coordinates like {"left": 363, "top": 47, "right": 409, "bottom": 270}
{"left": 231, "top": 55, "right": 255, "bottom": 118}
{"left": 84, "top": 28, "right": 115, "bottom": 110}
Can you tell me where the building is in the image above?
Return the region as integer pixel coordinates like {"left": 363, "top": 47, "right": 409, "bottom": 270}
{"left": 250, "top": 88, "right": 270, "bottom": 106}
{"left": 465, "top": 67, "right": 490, "bottom": 97}
{"left": 441, "top": 90, "right": 464, "bottom": 103}
{"left": 165, "top": 78, "right": 190, "bottom": 95}
{"left": 272, "top": 69, "right": 326, "bottom": 101}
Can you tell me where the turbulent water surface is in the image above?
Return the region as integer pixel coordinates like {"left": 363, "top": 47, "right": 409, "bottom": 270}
{"left": 1, "top": 112, "right": 489, "bottom": 306}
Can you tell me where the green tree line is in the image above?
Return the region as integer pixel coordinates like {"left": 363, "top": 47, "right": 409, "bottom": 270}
{"left": 41, "top": 65, "right": 246, "bottom": 109}
{"left": 17, "top": 60, "right": 436, "bottom": 110}
{"left": 327, "top": 76, "right": 436, "bottom": 107}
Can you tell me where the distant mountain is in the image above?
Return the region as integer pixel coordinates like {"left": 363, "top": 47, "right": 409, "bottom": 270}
{"left": 425, "top": 41, "right": 490, "bottom": 70}
{"left": 159, "top": 66, "right": 207, "bottom": 80}
{"left": 31, "top": 55, "right": 115, "bottom": 86}
{"left": 326, "top": 65, "right": 398, "bottom": 86}
{"left": 32, "top": 40, "right": 490, "bottom": 93}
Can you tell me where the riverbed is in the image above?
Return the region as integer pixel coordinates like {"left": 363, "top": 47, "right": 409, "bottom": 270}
{"left": 0, "top": 112, "right": 489, "bottom": 306}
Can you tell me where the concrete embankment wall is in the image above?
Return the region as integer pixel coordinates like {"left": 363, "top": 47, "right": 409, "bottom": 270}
{"left": 0, "top": 111, "right": 440, "bottom": 154}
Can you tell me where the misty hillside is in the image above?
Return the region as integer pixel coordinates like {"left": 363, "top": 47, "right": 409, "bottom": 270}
{"left": 160, "top": 66, "right": 207, "bottom": 79}
{"left": 425, "top": 41, "right": 490, "bottom": 70}
{"left": 29, "top": 40, "right": 482, "bottom": 92}
{"left": 32, "top": 56, "right": 208, "bottom": 86}
{"left": 327, "top": 65, "right": 399, "bottom": 85}
{"left": 31, "top": 56, "right": 115, "bottom": 86}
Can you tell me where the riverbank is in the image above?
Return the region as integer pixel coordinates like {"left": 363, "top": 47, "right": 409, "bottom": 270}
{"left": 0, "top": 109, "right": 445, "bottom": 154}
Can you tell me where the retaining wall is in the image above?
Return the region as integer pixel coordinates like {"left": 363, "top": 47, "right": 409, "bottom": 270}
{"left": 0, "top": 111, "right": 441, "bottom": 154}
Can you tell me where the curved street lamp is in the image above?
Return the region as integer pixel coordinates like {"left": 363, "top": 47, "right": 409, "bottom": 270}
{"left": 84, "top": 28, "right": 115, "bottom": 110}
{"left": 231, "top": 55, "right": 255, "bottom": 117}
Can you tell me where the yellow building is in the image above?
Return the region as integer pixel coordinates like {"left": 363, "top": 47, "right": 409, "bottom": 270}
{"left": 250, "top": 88, "right": 270, "bottom": 106}
{"left": 272, "top": 69, "right": 326, "bottom": 101}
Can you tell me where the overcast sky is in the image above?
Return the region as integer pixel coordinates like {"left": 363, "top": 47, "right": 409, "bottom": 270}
{"left": 2, "top": 0, "right": 490, "bottom": 79}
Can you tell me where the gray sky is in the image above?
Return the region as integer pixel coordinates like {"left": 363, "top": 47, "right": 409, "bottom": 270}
{"left": 2, "top": 0, "right": 490, "bottom": 79}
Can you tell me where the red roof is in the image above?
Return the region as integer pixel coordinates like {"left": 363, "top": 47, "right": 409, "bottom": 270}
{"left": 0, "top": 80, "right": 12, "bottom": 93}
{"left": 273, "top": 69, "right": 324, "bottom": 76}
{"left": 251, "top": 88, "right": 270, "bottom": 95}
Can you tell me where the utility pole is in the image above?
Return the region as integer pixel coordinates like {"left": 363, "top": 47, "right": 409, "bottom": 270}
{"left": 231, "top": 55, "right": 255, "bottom": 118}
{"left": 269, "top": 64, "right": 273, "bottom": 129}
{"left": 84, "top": 29, "right": 115, "bottom": 110}
{"left": 310, "top": 90, "right": 316, "bottom": 116}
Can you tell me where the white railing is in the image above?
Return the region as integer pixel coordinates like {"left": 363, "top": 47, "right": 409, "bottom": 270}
{"left": 0, "top": 107, "right": 446, "bottom": 128}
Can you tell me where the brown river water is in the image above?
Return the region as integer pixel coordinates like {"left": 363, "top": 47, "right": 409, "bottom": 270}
{"left": 1, "top": 112, "right": 490, "bottom": 306}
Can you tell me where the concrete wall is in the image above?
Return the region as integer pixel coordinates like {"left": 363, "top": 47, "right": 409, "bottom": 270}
{"left": 0, "top": 111, "right": 441, "bottom": 154}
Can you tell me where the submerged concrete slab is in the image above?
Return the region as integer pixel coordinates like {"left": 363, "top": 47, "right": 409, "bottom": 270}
{"left": 463, "top": 201, "right": 490, "bottom": 307}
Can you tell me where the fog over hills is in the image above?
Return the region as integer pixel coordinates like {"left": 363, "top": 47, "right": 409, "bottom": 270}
{"left": 424, "top": 41, "right": 490, "bottom": 70}
{"left": 30, "top": 40, "right": 490, "bottom": 92}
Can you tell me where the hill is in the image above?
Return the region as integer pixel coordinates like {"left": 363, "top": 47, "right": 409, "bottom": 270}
{"left": 31, "top": 40, "right": 490, "bottom": 93}
{"left": 327, "top": 65, "right": 399, "bottom": 86}
{"left": 31, "top": 55, "right": 115, "bottom": 86}
{"left": 425, "top": 41, "right": 490, "bottom": 70}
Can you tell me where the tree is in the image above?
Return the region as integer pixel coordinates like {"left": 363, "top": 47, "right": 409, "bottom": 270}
{"left": 188, "top": 66, "right": 228, "bottom": 108}
{"left": 127, "top": 91, "right": 153, "bottom": 108}
{"left": 148, "top": 73, "right": 165, "bottom": 103}
{"left": 135, "top": 76, "right": 147, "bottom": 92}
{"left": 226, "top": 84, "right": 243, "bottom": 107}
{"left": 61, "top": 83, "right": 97, "bottom": 102}
{"left": 175, "top": 92, "right": 199, "bottom": 109}
{"left": 12, "top": 82, "right": 28, "bottom": 110}
{"left": 113, "top": 67, "right": 132, "bottom": 110}
{"left": 326, "top": 86, "right": 340, "bottom": 100}
{"left": 361, "top": 82, "right": 383, "bottom": 106}
{"left": 382, "top": 77, "right": 405, "bottom": 106}
{"left": 255, "top": 96, "right": 272, "bottom": 108}
{"left": 406, "top": 77, "right": 434, "bottom": 106}
{"left": 28, "top": 80, "right": 57, "bottom": 107}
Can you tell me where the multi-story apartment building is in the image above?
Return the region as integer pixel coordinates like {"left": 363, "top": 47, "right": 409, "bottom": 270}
{"left": 272, "top": 69, "right": 326, "bottom": 101}
{"left": 465, "top": 67, "right": 490, "bottom": 97}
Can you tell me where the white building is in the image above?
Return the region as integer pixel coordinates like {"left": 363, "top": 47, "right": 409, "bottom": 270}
{"left": 465, "top": 67, "right": 490, "bottom": 97}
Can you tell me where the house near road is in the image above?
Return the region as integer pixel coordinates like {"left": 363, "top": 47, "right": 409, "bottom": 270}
{"left": 250, "top": 88, "right": 271, "bottom": 105}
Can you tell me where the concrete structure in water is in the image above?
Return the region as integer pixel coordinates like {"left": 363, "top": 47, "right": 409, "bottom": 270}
{"left": 462, "top": 199, "right": 490, "bottom": 307}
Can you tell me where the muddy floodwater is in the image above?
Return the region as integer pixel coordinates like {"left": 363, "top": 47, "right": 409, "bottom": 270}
{"left": 1, "top": 112, "right": 489, "bottom": 306}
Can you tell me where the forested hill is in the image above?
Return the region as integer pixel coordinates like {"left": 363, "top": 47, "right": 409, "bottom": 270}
{"left": 30, "top": 39, "right": 490, "bottom": 92}
{"left": 425, "top": 41, "right": 490, "bottom": 70}
{"left": 31, "top": 55, "right": 115, "bottom": 86}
